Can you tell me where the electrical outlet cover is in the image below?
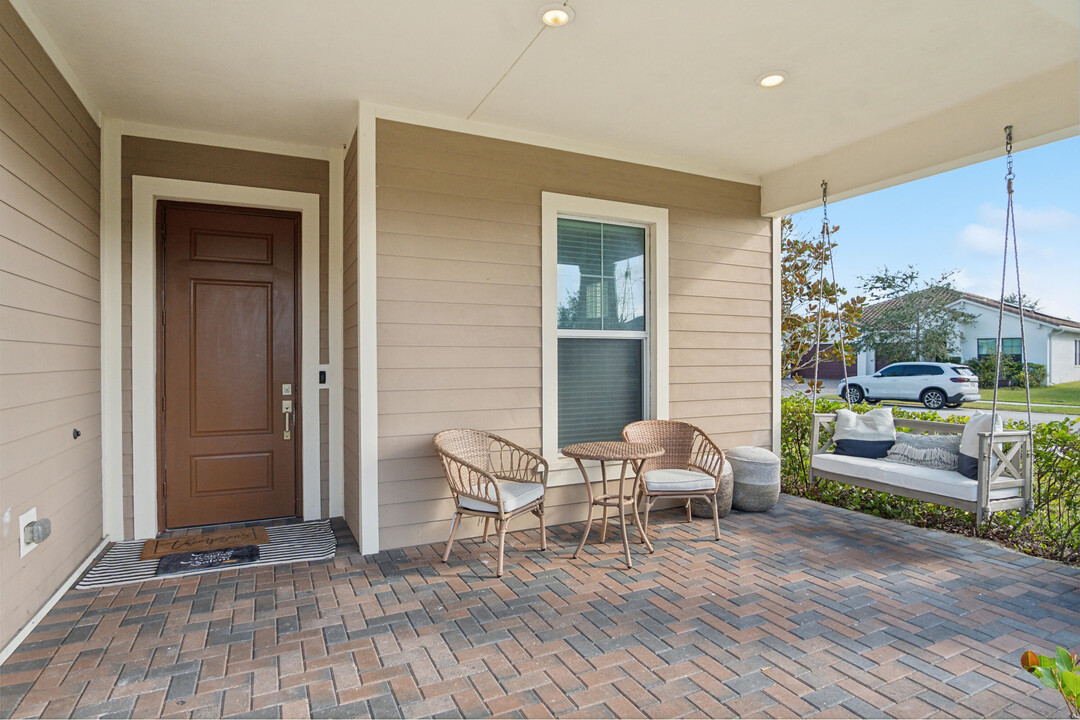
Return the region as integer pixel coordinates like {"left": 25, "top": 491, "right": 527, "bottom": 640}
{"left": 19, "top": 507, "right": 37, "bottom": 557}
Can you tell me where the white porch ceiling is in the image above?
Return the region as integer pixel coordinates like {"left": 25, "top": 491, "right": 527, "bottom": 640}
{"left": 21, "top": 0, "right": 1079, "bottom": 213}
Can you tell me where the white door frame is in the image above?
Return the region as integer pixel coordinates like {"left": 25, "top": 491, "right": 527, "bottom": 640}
{"left": 131, "top": 176, "right": 322, "bottom": 538}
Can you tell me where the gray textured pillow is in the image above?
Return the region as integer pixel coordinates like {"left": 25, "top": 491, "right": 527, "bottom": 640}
{"left": 885, "top": 431, "right": 961, "bottom": 471}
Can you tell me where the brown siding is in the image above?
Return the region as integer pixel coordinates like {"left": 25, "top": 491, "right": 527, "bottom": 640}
{"left": 376, "top": 120, "right": 772, "bottom": 550}
{"left": 120, "top": 137, "right": 329, "bottom": 535}
{"left": 342, "top": 130, "right": 359, "bottom": 538}
{"left": 0, "top": 0, "right": 102, "bottom": 648}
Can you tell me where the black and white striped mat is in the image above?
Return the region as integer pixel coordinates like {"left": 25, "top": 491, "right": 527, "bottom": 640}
{"left": 75, "top": 520, "right": 336, "bottom": 589}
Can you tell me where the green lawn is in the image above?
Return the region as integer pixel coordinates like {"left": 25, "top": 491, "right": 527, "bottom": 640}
{"left": 988, "top": 381, "right": 1080, "bottom": 405}
{"left": 961, "top": 401, "right": 1080, "bottom": 415}
{"left": 883, "top": 399, "right": 1080, "bottom": 415}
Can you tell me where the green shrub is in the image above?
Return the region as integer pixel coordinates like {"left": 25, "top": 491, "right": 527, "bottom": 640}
{"left": 1012, "top": 363, "right": 1048, "bottom": 388}
{"left": 965, "top": 356, "right": 1047, "bottom": 388}
{"left": 781, "top": 395, "right": 1079, "bottom": 563}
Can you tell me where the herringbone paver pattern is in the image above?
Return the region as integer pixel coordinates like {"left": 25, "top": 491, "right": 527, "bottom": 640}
{"left": 2, "top": 496, "right": 1077, "bottom": 719}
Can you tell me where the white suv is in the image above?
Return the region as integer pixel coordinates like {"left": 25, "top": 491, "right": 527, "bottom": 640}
{"left": 838, "top": 362, "right": 981, "bottom": 410}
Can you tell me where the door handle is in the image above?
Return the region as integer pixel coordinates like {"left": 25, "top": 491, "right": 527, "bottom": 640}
{"left": 282, "top": 400, "right": 293, "bottom": 440}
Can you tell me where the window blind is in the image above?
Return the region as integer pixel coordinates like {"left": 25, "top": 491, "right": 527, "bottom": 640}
{"left": 558, "top": 338, "right": 644, "bottom": 447}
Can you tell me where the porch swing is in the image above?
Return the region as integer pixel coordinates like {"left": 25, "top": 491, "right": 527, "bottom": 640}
{"left": 807, "top": 126, "right": 1034, "bottom": 524}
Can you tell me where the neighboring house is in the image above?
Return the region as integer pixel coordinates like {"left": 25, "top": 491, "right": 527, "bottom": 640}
{"left": 951, "top": 292, "right": 1080, "bottom": 385}
{"left": 856, "top": 290, "right": 1080, "bottom": 385}
{"left": 1, "top": 0, "right": 1076, "bottom": 656}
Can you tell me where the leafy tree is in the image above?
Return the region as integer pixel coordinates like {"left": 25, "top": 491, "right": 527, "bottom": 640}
{"left": 856, "top": 267, "right": 975, "bottom": 364}
{"left": 781, "top": 217, "right": 865, "bottom": 388}
{"left": 1003, "top": 292, "right": 1042, "bottom": 313}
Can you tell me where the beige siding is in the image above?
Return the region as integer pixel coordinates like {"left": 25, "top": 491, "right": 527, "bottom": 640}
{"left": 0, "top": 0, "right": 102, "bottom": 649}
{"left": 376, "top": 120, "right": 772, "bottom": 550}
{"left": 342, "top": 130, "right": 360, "bottom": 538}
{"left": 120, "top": 137, "right": 329, "bottom": 535}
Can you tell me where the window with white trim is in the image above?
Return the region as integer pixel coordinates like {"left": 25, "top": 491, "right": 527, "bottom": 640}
{"left": 541, "top": 193, "right": 669, "bottom": 459}
{"left": 556, "top": 217, "right": 648, "bottom": 446}
{"left": 1075, "top": 338, "right": 1080, "bottom": 366}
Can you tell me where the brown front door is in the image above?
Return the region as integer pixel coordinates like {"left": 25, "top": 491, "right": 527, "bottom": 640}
{"left": 161, "top": 202, "right": 300, "bottom": 528}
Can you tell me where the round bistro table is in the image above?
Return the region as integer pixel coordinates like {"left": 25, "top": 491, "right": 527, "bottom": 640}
{"left": 561, "top": 441, "right": 664, "bottom": 569}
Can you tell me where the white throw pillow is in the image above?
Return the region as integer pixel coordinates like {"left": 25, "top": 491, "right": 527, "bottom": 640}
{"left": 832, "top": 407, "right": 896, "bottom": 458}
{"left": 958, "top": 412, "right": 1004, "bottom": 479}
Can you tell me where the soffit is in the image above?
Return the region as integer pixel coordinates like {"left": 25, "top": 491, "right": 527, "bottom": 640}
{"left": 22, "top": 0, "right": 1079, "bottom": 185}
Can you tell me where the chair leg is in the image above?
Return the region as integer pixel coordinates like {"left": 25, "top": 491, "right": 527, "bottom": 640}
{"left": 685, "top": 499, "right": 692, "bottom": 523}
{"left": 642, "top": 496, "right": 652, "bottom": 548}
{"left": 711, "top": 493, "right": 720, "bottom": 541}
{"left": 443, "top": 512, "right": 462, "bottom": 562}
{"left": 483, "top": 517, "right": 491, "bottom": 543}
{"left": 496, "top": 520, "right": 507, "bottom": 577}
{"left": 537, "top": 503, "right": 547, "bottom": 551}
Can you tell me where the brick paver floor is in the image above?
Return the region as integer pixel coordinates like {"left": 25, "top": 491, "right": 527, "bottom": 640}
{"left": 2, "top": 495, "right": 1077, "bottom": 719}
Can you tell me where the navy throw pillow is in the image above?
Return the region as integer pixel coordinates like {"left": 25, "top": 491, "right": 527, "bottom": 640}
{"left": 957, "top": 453, "right": 979, "bottom": 479}
{"left": 834, "top": 439, "right": 894, "bottom": 459}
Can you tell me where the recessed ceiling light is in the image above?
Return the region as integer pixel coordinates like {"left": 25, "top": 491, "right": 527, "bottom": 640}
{"left": 539, "top": 3, "right": 574, "bottom": 26}
{"left": 757, "top": 71, "right": 787, "bottom": 88}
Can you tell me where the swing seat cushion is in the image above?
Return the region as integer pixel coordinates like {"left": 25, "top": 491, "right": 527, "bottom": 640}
{"left": 811, "top": 453, "right": 1020, "bottom": 503}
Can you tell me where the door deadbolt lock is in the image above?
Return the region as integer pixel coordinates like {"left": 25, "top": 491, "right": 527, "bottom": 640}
{"left": 282, "top": 400, "right": 294, "bottom": 440}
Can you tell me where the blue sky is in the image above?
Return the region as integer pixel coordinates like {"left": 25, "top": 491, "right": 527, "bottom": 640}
{"left": 790, "top": 136, "right": 1080, "bottom": 321}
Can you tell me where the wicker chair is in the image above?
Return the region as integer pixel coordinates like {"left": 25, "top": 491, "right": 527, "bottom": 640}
{"left": 432, "top": 429, "right": 549, "bottom": 576}
{"left": 622, "top": 420, "right": 729, "bottom": 544}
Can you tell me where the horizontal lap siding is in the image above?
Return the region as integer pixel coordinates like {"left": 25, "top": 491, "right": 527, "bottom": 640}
{"left": 376, "top": 120, "right": 772, "bottom": 550}
{"left": 0, "top": 0, "right": 102, "bottom": 649}
{"left": 120, "top": 137, "right": 329, "bottom": 536}
{"left": 343, "top": 130, "right": 360, "bottom": 538}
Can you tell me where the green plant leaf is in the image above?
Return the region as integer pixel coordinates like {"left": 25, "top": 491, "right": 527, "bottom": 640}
{"left": 1061, "top": 670, "right": 1080, "bottom": 699}
{"left": 1057, "top": 647, "right": 1076, "bottom": 672}
{"left": 1037, "top": 671, "right": 1059, "bottom": 691}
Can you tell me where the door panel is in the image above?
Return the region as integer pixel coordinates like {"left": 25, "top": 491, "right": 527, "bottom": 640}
{"left": 162, "top": 203, "right": 299, "bottom": 528}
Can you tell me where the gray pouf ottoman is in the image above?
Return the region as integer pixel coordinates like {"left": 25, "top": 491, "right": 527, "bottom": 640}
{"left": 728, "top": 446, "right": 781, "bottom": 512}
{"left": 690, "top": 459, "right": 734, "bottom": 519}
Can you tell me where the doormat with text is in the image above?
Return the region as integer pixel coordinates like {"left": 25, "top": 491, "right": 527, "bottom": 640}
{"left": 75, "top": 520, "right": 335, "bottom": 589}
{"left": 156, "top": 545, "right": 260, "bottom": 575}
{"left": 139, "top": 526, "right": 270, "bottom": 560}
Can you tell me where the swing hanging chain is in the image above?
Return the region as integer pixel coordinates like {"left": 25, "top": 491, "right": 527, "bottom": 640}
{"left": 823, "top": 181, "right": 852, "bottom": 410}
{"left": 810, "top": 180, "right": 851, "bottom": 414}
{"left": 988, "top": 125, "right": 1034, "bottom": 485}
{"left": 811, "top": 182, "right": 828, "bottom": 413}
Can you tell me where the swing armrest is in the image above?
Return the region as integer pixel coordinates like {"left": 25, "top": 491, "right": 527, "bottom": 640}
{"left": 811, "top": 413, "right": 837, "bottom": 455}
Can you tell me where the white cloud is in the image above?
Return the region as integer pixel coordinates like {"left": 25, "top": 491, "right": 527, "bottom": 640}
{"left": 952, "top": 263, "right": 1079, "bottom": 322}
{"left": 958, "top": 203, "right": 1077, "bottom": 255}
{"left": 958, "top": 223, "right": 1007, "bottom": 254}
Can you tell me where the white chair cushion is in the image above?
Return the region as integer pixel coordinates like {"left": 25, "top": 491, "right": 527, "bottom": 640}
{"left": 458, "top": 480, "right": 544, "bottom": 514}
{"left": 811, "top": 453, "right": 1019, "bottom": 502}
{"left": 643, "top": 469, "right": 715, "bottom": 493}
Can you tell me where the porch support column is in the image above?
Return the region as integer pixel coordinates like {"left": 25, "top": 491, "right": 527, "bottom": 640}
{"left": 356, "top": 104, "right": 380, "bottom": 555}
{"left": 770, "top": 217, "right": 782, "bottom": 454}
{"left": 100, "top": 117, "right": 124, "bottom": 540}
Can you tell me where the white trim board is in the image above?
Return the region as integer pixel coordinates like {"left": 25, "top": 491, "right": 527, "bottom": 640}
{"left": 0, "top": 538, "right": 108, "bottom": 665}
{"left": 541, "top": 192, "right": 669, "bottom": 487}
{"left": 99, "top": 118, "right": 123, "bottom": 540}
{"left": 328, "top": 147, "right": 345, "bottom": 518}
{"left": 120, "top": 121, "right": 333, "bottom": 161}
{"left": 130, "top": 176, "right": 322, "bottom": 538}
